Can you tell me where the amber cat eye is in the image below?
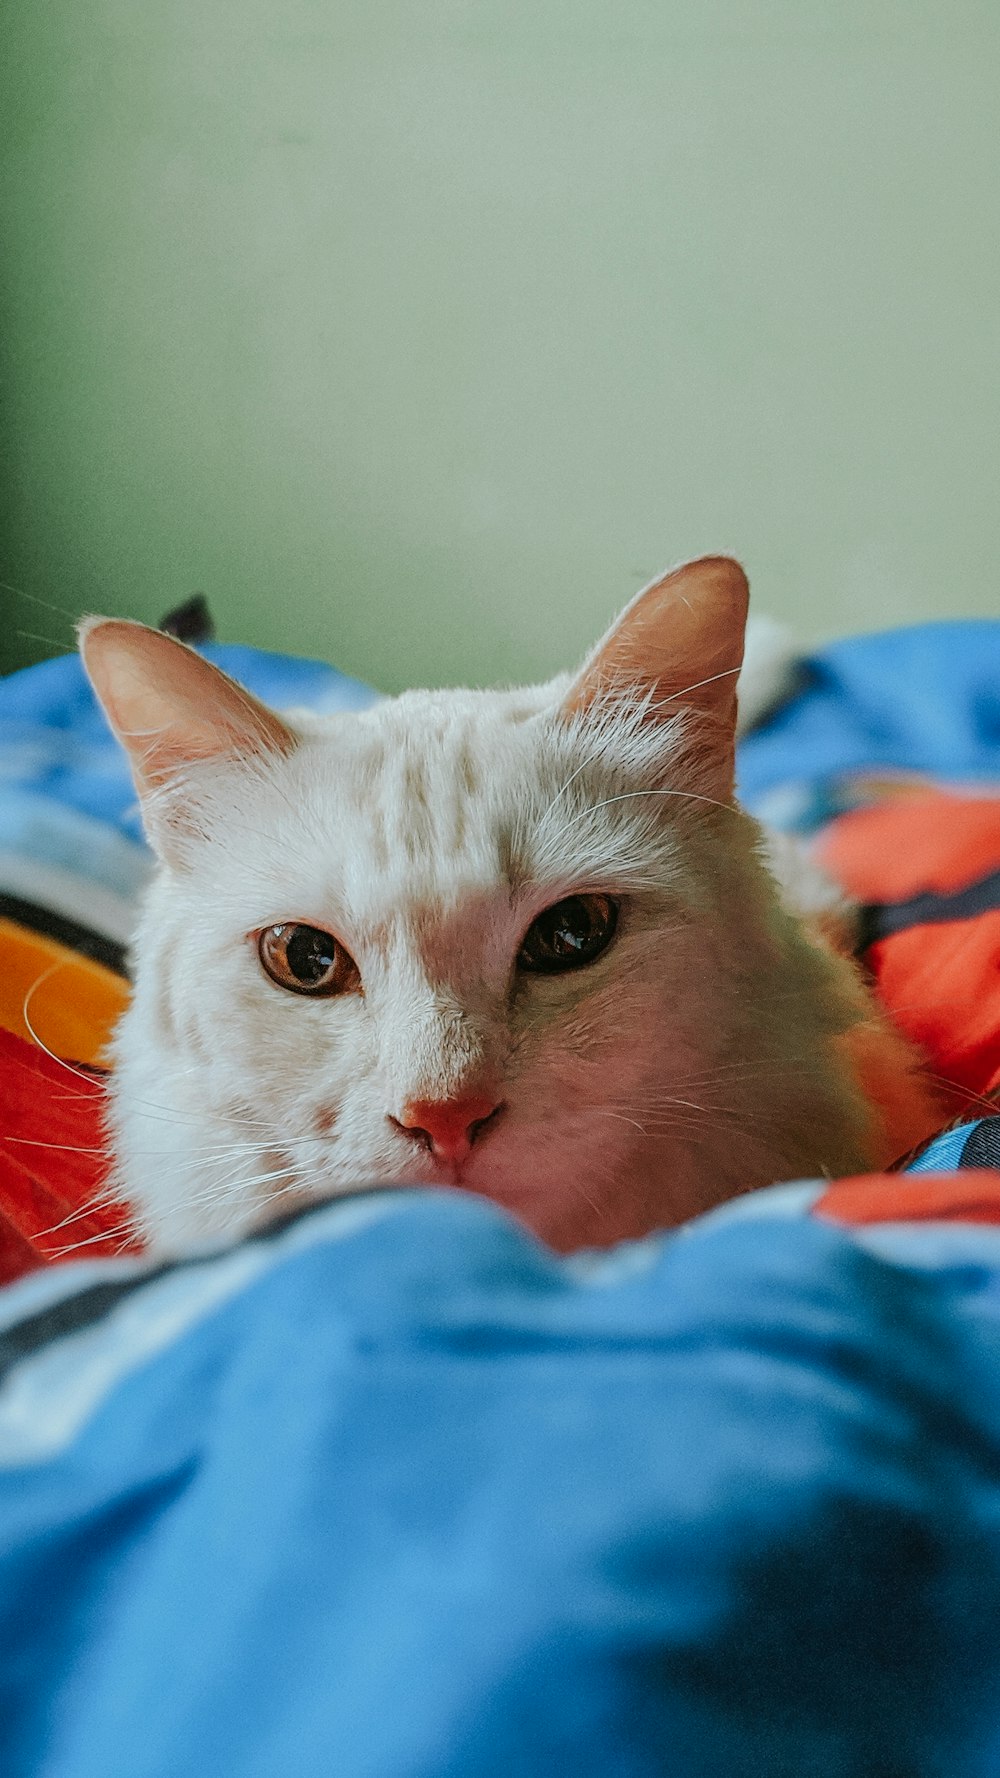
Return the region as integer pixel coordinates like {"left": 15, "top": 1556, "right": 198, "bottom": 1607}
{"left": 258, "top": 924, "right": 361, "bottom": 997}
{"left": 517, "top": 894, "right": 619, "bottom": 974}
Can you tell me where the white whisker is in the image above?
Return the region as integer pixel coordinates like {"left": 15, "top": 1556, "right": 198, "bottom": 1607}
{"left": 574, "top": 786, "right": 733, "bottom": 824}
{"left": 21, "top": 964, "right": 108, "bottom": 1094}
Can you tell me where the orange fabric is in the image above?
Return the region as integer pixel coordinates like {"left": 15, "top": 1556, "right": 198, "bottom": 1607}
{"left": 816, "top": 1171, "right": 1000, "bottom": 1226}
{"left": 866, "top": 918, "right": 1000, "bottom": 1103}
{"left": 818, "top": 793, "right": 1000, "bottom": 902}
{"left": 817, "top": 792, "right": 1000, "bottom": 1105}
{"left": 0, "top": 1026, "right": 140, "bottom": 1283}
{"left": 0, "top": 917, "right": 129, "bottom": 1068}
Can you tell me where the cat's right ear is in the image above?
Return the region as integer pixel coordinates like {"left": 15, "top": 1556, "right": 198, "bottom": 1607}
{"left": 79, "top": 618, "right": 296, "bottom": 855}
{"left": 561, "top": 556, "right": 749, "bottom": 799}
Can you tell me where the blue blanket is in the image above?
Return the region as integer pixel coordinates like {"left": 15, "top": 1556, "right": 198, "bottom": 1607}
{"left": 739, "top": 618, "right": 1000, "bottom": 828}
{"left": 3, "top": 1185, "right": 1000, "bottom": 1778}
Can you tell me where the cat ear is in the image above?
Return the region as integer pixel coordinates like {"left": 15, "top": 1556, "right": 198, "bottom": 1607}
{"left": 79, "top": 618, "right": 296, "bottom": 849}
{"left": 562, "top": 555, "right": 749, "bottom": 797}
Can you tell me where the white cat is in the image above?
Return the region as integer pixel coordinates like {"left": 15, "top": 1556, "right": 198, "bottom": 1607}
{"left": 80, "top": 557, "right": 937, "bottom": 1255}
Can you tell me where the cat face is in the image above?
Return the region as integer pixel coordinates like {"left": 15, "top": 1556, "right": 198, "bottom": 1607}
{"left": 81, "top": 558, "right": 874, "bottom": 1253}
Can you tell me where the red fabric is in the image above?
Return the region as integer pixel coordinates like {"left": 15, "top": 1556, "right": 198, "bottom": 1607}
{"left": 818, "top": 793, "right": 1000, "bottom": 902}
{"left": 866, "top": 918, "right": 1000, "bottom": 1104}
{"left": 816, "top": 1170, "right": 1000, "bottom": 1227}
{"left": 818, "top": 792, "right": 1000, "bottom": 1103}
{"left": 0, "top": 1026, "right": 140, "bottom": 1284}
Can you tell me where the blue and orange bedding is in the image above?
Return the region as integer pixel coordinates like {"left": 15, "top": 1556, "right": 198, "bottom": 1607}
{"left": 1, "top": 620, "right": 1000, "bottom": 1775}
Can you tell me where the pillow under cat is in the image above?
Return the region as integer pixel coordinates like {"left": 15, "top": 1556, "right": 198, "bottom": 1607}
{"left": 80, "top": 556, "right": 937, "bottom": 1255}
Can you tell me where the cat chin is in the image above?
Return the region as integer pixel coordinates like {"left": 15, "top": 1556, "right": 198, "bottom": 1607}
{"left": 244, "top": 1169, "right": 656, "bottom": 1258}
{"left": 125, "top": 1142, "right": 653, "bottom": 1257}
{"left": 387, "top": 1144, "right": 687, "bottom": 1254}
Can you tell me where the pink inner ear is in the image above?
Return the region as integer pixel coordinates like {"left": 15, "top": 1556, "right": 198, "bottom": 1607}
{"left": 564, "top": 555, "right": 749, "bottom": 725}
{"left": 79, "top": 618, "right": 295, "bottom": 793}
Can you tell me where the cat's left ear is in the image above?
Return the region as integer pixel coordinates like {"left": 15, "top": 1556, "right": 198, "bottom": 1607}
{"left": 79, "top": 618, "right": 296, "bottom": 854}
{"left": 562, "top": 555, "right": 749, "bottom": 798}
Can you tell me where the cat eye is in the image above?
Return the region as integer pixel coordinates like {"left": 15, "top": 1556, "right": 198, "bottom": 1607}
{"left": 517, "top": 894, "right": 619, "bottom": 974}
{"left": 258, "top": 924, "right": 360, "bottom": 997}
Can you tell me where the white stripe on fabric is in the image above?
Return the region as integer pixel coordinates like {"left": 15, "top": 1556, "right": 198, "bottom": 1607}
{"left": 0, "top": 1195, "right": 402, "bottom": 1470}
{"left": 565, "top": 1232, "right": 671, "bottom": 1287}
{"left": 0, "top": 850, "right": 143, "bottom": 944}
{"left": 847, "top": 1222, "right": 1000, "bottom": 1272}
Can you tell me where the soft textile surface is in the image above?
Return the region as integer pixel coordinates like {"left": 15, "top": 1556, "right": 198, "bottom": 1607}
{"left": 737, "top": 617, "right": 1000, "bottom": 828}
{"left": 0, "top": 921, "right": 127, "bottom": 1068}
{"left": 3, "top": 1184, "right": 1000, "bottom": 1778}
{"left": 818, "top": 792, "right": 1000, "bottom": 1107}
{"left": 0, "top": 1028, "right": 134, "bottom": 1285}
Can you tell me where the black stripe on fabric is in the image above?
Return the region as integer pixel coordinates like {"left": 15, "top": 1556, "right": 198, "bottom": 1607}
{"left": 960, "top": 1117, "right": 1000, "bottom": 1170}
{"left": 0, "top": 1275, "right": 172, "bottom": 1382}
{"left": 0, "top": 1191, "right": 384, "bottom": 1386}
{"left": 857, "top": 866, "right": 1000, "bottom": 948}
{"left": 0, "top": 893, "right": 129, "bottom": 977}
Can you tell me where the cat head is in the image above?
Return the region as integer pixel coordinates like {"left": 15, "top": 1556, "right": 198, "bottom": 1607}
{"left": 81, "top": 557, "right": 868, "bottom": 1254}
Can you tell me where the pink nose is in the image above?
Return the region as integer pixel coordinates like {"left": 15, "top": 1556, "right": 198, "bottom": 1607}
{"left": 392, "top": 1095, "right": 504, "bottom": 1163}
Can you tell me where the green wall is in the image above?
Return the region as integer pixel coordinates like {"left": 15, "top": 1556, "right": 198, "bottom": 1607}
{"left": 2, "top": 3, "right": 998, "bottom": 690}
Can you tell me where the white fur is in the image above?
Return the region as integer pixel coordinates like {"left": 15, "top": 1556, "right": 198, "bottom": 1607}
{"left": 736, "top": 614, "right": 800, "bottom": 733}
{"left": 108, "top": 673, "right": 878, "bottom": 1255}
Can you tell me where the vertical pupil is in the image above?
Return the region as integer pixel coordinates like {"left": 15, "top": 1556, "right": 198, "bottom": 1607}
{"left": 286, "top": 927, "right": 334, "bottom": 981}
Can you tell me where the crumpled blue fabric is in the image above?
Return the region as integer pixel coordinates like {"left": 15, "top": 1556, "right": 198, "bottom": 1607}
{"left": 2, "top": 1187, "right": 1000, "bottom": 1778}
{"left": 738, "top": 619, "right": 1000, "bottom": 827}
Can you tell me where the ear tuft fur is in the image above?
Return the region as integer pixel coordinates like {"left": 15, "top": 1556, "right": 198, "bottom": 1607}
{"left": 562, "top": 556, "right": 750, "bottom": 800}
{"left": 79, "top": 616, "right": 297, "bottom": 859}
